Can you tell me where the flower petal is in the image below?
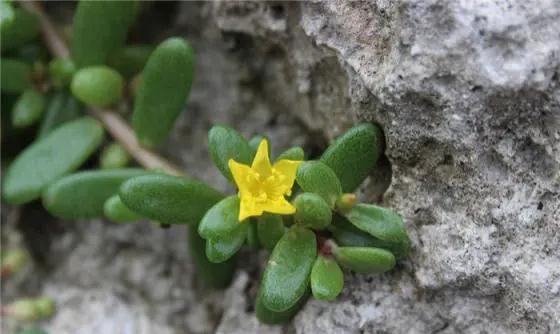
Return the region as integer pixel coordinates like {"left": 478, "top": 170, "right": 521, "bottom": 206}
{"left": 262, "top": 197, "right": 296, "bottom": 215}
{"left": 251, "top": 139, "right": 273, "bottom": 177}
{"left": 239, "top": 195, "right": 262, "bottom": 221}
{"left": 273, "top": 159, "right": 302, "bottom": 190}
{"left": 229, "top": 159, "right": 252, "bottom": 193}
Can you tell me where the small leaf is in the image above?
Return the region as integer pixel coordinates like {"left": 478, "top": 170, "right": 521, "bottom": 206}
{"left": 108, "top": 44, "right": 154, "bottom": 78}
{"left": 344, "top": 204, "right": 410, "bottom": 259}
{"left": 311, "top": 255, "right": 344, "bottom": 301}
{"left": 246, "top": 219, "right": 260, "bottom": 249}
{"left": 48, "top": 57, "right": 76, "bottom": 88}
{"left": 208, "top": 125, "right": 253, "bottom": 181}
{"left": 132, "top": 37, "right": 194, "bottom": 147}
{"left": 320, "top": 123, "right": 384, "bottom": 192}
{"left": 294, "top": 192, "right": 332, "bottom": 230}
{"left": 71, "top": 66, "right": 124, "bottom": 107}
{"left": 12, "top": 89, "right": 46, "bottom": 128}
{"left": 296, "top": 161, "right": 342, "bottom": 207}
{"left": 3, "top": 117, "right": 104, "bottom": 204}
{"left": 103, "top": 194, "right": 141, "bottom": 223}
{"left": 1, "top": 58, "right": 31, "bottom": 93}
{"left": 1, "top": 8, "right": 39, "bottom": 52}
{"left": 205, "top": 237, "right": 246, "bottom": 264}
{"left": 333, "top": 246, "right": 395, "bottom": 274}
{"left": 255, "top": 288, "right": 310, "bottom": 325}
{"left": 188, "top": 225, "right": 235, "bottom": 289}
{"left": 100, "top": 142, "right": 130, "bottom": 169}
{"left": 276, "top": 146, "right": 304, "bottom": 161}
{"left": 261, "top": 225, "right": 317, "bottom": 312}
{"left": 257, "top": 213, "right": 285, "bottom": 251}
{"left": 43, "top": 169, "right": 148, "bottom": 219}
{"left": 119, "top": 174, "right": 223, "bottom": 225}
{"left": 38, "top": 92, "right": 83, "bottom": 138}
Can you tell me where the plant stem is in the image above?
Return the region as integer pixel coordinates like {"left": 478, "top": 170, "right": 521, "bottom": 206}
{"left": 19, "top": 0, "right": 184, "bottom": 176}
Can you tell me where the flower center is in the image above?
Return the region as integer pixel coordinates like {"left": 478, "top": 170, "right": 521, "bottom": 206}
{"left": 244, "top": 169, "right": 289, "bottom": 203}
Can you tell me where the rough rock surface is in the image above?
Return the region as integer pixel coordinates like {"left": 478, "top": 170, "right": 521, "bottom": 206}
{"left": 2, "top": 1, "right": 559, "bottom": 333}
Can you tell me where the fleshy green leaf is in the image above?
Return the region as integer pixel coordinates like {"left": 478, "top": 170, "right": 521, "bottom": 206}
{"left": 38, "top": 92, "right": 83, "bottom": 138}
{"left": 100, "top": 143, "right": 130, "bottom": 169}
{"left": 132, "top": 37, "right": 194, "bottom": 147}
{"left": 311, "top": 255, "right": 344, "bottom": 301}
{"left": 108, "top": 44, "right": 154, "bottom": 78}
{"left": 246, "top": 219, "right": 260, "bottom": 249}
{"left": 119, "top": 174, "right": 223, "bottom": 225}
{"left": 12, "top": 89, "right": 46, "bottom": 128}
{"left": 43, "top": 169, "right": 148, "bottom": 219}
{"left": 293, "top": 192, "right": 332, "bottom": 230}
{"left": 333, "top": 246, "right": 395, "bottom": 274}
{"left": 276, "top": 146, "right": 304, "bottom": 161}
{"left": 255, "top": 288, "right": 310, "bottom": 325}
{"left": 103, "top": 194, "right": 142, "bottom": 223}
{"left": 208, "top": 125, "right": 253, "bottom": 182}
{"left": 3, "top": 117, "right": 104, "bottom": 204}
{"left": 260, "top": 225, "right": 317, "bottom": 312}
{"left": 1, "top": 8, "right": 39, "bottom": 52}
{"left": 257, "top": 213, "right": 285, "bottom": 251}
{"left": 1, "top": 58, "right": 31, "bottom": 93}
{"left": 296, "top": 161, "right": 342, "bottom": 207}
{"left": 71, "top": 66, "right": 124, "bottom": 107}
{"left": 320, "top": 123, "right": 383, "bottom": 192}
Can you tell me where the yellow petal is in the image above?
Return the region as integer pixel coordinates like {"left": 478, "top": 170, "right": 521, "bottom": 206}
{"left": 273, "top": 159, "right": 302, "bottom": 189}
{"left": 262, "top": 197, "right": 296, "bottom": 215}
{"left": 239, "top": 195, "right": 262, "bottom": 221}
{"left": 228, "top": 159, "right": 252, "bottom": 193}
{"left": 251, "top": 139, "right": 273, "bottom": 177}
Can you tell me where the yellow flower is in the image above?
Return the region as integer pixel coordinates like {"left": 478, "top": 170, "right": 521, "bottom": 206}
{"left": 228, "top": 140, "right": 302, "bottom": 221}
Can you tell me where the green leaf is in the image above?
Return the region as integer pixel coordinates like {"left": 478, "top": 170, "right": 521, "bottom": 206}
{"left": 48, "top": 58, "right": 76, "bottom": 88}
{"left": 1, "top": 58, "right": 31, "bottom": 93}
{"left": 333, "top": 246, "right": 395, "bottom": 274}
{"left": 276, "top": 146, "right": 304, "bottom": 161}
{"left": 257, "top": 213, "right": 285, "bottom": 251}
{"left": 12, "top": 89, "right": 46, "bottom": 128}
{"left": 3, "top": 117, "right": 104, "bottom": 204}
{"left": 132, "top": 37, "right": 194, "bottom": 147}
{"left": 0, "top": 1, "right": 15, "bottom": 30}
{"left": 188, "top": 225, "right": 235, "bottom": 289}
{"left": 320, "top": 123, "right": 384, "bottom": 192}
{"left": 103, "top": 194, "right": 141, "bottom": 223}
{"left": 208, "top": 125, "right": 253, "bottom": 181}
{"left": 261, "top": 225, "right": 317, "bottom": 312}
{"left": 344, "top": 204, "right": 410, "bottom": 259}
{"left": 119, "top": 174, "right": 223, "bottom": 225}
{"left": 205, "top": 237, "right": 245, "bottom": 263}
{"left": 108, "top": 44, "right": 154, "bottom": 78}
{"left": 293, "top": 192, "right": 332, "bottom": 230}
{"left": 255, "top": 288, "right": 309, "bottom": 325}
{"left": 311, "top": 255, "right": 344, "bottom": 301}
{"left": 43, "top": 169, "right": 148, "bottom": 219}
{"left": 1, "top": 8, "right": 39, "bottom": 52}
{"left": 71, "top": 66, "right": 124, "bottom": 107}
{"left": 296, "top": 161, "right": 342, "bottom": 207}
{"left": 100, "top": 143, "right": 130, "bottom": 169}
{"left": 71, "top": 0, "right": 138, "bottom": 68}
{"left": 38, "top": 92, "right": 83, "bottom": 138}
{"left": 246, "top": 219, "right": 260, "bottom": 249}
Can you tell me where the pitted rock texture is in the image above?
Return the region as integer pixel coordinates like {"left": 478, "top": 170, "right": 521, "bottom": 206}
{"left": 2, "top": 1, "right": 559, "bottom": 333}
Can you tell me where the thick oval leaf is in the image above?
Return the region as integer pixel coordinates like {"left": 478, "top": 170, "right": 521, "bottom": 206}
{"left": 43, "top": 169, "right": 148, "bottom": 219}
{"left": 0, "top": 1, "right": 14, "bottom": 30}
{"left": 103, "top": 194, "right": 141, "bottom": 223}
{"left": 188, "top": 225, "right": 235, "bottom": 289}
{"left": 205, "top": 236, "right": 247, "bottom": 264}
{"left": 345, "top": 204, "right": 410, "bottom": 259}
{"left": 132, "top": 37, "right": 194, "bottom": 147}
{"left": 246, "top": 220, "right": 260, "bottom": 249}
{"left": 320, "top": 123, "right": 383, "bottom": 192}
{"left": 12, "top": 89, "right": 45, "bottom": 128}
{"left": 257, "top": 213, "right": 285, "bottom": 251}
{"left": 294, "top": 192, "right": 332, "bottom": 229}
{"left": 119, "top": 174, "right": 223, "bottom": 225}
{"left": 276, "top": 146, "right": 304, "bottom": 161}
{"left": 296, "top": 161, "right": 341, "bottom": 207}
{"left": 311, "top": 255, "right": 344, "bottom": 301}
{"left": 71, "top": 0, "right": 139, "bottom": 68}
{"left": 255, "top": 288, "right": 310, "bottom": 325}
{"left": 38, "top": 92, "right": 83, "bottom": 138}
{"left": 108, "top": 44, "right": 154, "bottom": 78}
{"left": 1, "top": 58, "right": 31, "bottom": 93}
{"left": 1, "top": 8, "right": 39, "bottom": 52}
{"left": 208, "top": 126, "right": 253, "bottom": 181}
{"left": 333, "top": 246, "right": 395, "bottom": 274}
{"left": 71, "top": 66, "right": 124, "bottom": 107}
{"left": 3, "top": 117, "right": 104, "bottom": 204}
{"left": 261, "top": 225, "right": 317, "bottom": 312}
{"left": 100, "top": 143, "right": 130, "bottom": 169}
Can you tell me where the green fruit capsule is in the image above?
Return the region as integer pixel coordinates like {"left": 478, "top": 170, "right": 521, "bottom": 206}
{"left": 108, "top": 44, "right": 154, "bottom": 78}
{"left": 71, "top": 66, "right": 124, "bottom": 107}
{"left": 333, "top": 246, "right": 396, "bottom": 274}
{"left": 208, "top": 126, "right": 253, "bottom": 181}
{"left": 188, "top": 225, "right": 235, "bottom": 289}
{"left": 294, "top": 192, "right": 332, "bottom": 230}
{"left": 1, "top": 58, "right": 31, "bottom": 93}
{"left": 276, "top": 146, "right": 305, "bottom": 161}
{"left": 311, "top": 255, "right": 344, "bottom": 301}
{"left": 38, "top": 92, "right": 83, "bottom": 138}
{"left": 260, "top": 225, "right": 317, "bottom": 312}
{"left": 12, "top": 89, "right": 46, "bottom": 128}
{"left": 100, "top": 142, "right": 130, "bottom": 169}
{"left": 320, "top": 123, "right": 384, "bottom": 192}
{"left": 255, "top": 288, "right": 310, "bottom": 325}
{"left": 132, "top": 37, "right": 194, "bottom": 147}
{"left": 345, "top": 204, "right": 410, "bottom": 259}
{"left": 257, "top": 213, "right": 285, "bottom": 251}
{"left": 103, "top": 194, "right": 141, "bottom": 223}
{"left": 296, "top": 161, "right": 342, "bottom": 207}
{"left": 71, "top": 0, "right": 139, "bottom": 68}
{"left": 1, "top": 8, "right": 39, "bottom": 52}
{"left": 48, "top": 58, "right": 76, "bottom": 88}
{"left": 3, "top": 117, "right": 104, "bottom": 204}
{"left": 43, "top": 169, "right": 148, "bottom": 219}
{"left": 119, "top": 174, "right": 223, "bottom": 225}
